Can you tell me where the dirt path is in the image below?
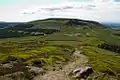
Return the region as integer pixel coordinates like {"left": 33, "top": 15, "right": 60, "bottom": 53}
{"left": 33, "top": 48, "right": 88, "bottom": 80}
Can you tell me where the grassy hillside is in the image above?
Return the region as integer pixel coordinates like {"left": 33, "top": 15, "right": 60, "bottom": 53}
{"left": 0, "top": 18, "right": 120, "bottom": 80}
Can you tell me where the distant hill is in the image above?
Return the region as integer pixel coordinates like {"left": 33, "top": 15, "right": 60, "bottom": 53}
{"left": 0, "top": 22, "right": 24, "bottom": 29}
{"left": 102, "top": 22, "right": 120, "bottom": 28}
{"left": 0, "top": 18, "right": 104, "bottom": 38}
{"left": 29, "top": 18, "right": 103, "bottom": 27}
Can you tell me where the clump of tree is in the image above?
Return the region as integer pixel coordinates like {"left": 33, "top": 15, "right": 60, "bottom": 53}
{"left": 98, "top": 43, "right": 120, "bottom": 53}
{"left": 0, "top": 27, "right": 60, "bottom": 38}
{"left": 67, "top": 19, "right": 87, "bottom": 26}
{"left": 113, "top": 33, "right": 120, "bottom": 36}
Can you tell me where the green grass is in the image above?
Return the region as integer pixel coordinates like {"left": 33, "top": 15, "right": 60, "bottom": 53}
{"left": 0, "top": 19, "right": 120, "bottom": 79}
{"left": 0, "top": 44, "right": 73, "bottom": 68}
{"left": 81, "top": 46, "right": 120, "bottom": 79}
{"left": 0, "top": 53, "right": 8, "bottom": 63}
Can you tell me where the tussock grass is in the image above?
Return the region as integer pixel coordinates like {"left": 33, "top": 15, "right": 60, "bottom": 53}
{"left": 81, "top": 46, "right": 120, "bottom": 79}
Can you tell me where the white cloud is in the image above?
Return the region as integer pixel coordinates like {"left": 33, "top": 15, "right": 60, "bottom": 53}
{"left": 0, "top": 0, "right": 120, "bottom": 22}
{"left": 19, "top": 1, "right": 120, "bottom": 22}
{"left": 94, "top": 0, "right": 114, "bottom": 3}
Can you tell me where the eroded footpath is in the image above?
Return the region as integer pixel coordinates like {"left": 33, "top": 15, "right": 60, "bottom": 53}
{"left": 33, "top": 48, "right": 88, "bottom": 80}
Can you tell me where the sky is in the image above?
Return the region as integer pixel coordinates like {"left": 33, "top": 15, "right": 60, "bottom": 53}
{"left": 0, "top": 0, "right": 120, "bottom": 22}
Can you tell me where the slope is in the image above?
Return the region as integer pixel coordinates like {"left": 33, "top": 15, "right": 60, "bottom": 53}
{"left": 0, "top": 18, "right": 120, "bottom": 80}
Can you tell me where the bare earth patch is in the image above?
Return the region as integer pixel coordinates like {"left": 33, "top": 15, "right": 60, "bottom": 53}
{"left": 33, "top": 48, "right": 88, "bottom": 80}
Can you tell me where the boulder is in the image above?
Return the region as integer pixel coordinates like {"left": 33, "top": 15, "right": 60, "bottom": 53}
{"left": 72, "top": 66, "right": 93, "bottom": 79}
{"left": 26, "top": 66, "right": 44, "bottom": 75}
{"left": 2, "top": 61, "right": 19, "bottom": 68}
{"left": 0, "top": 61, "right": 25, "bottom": 75}
{"left": 0, "top": 72, "right": 24, "bottom": 80}
{"left": 2, "top": 63, "right": 14, "bottom": 69}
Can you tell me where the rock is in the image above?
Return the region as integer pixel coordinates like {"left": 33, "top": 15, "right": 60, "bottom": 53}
{"left": 26, "top": 66, "right": 44, "bottom": 75}
{"left": 0, "top": 72, "right": 24, "bottom": 80}
{"left": 0, "top": 61, "right": 25, "bottom": 75}
{"left": 1, "top": 61, "right": 20, "bottom": 69}
{"left": 2, "top": 63, "right": 14, "bottom": 68}
{"left": 72, "top": 66, "right": 93, "bottom": 79}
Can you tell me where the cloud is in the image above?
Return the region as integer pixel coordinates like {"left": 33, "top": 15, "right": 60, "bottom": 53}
{"left": 0, "top": 0, "right": 120, "bottom": 22}
{"left": 21, "top": 2, "right": 96, "bottom": 15}
{"left": 21, "top": 1, "right": 120, "bottom": 15}
{"left": 20, "top": 1, "right": 120, "bottom": 22}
